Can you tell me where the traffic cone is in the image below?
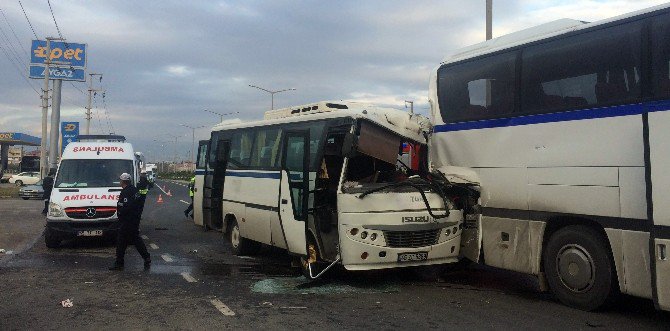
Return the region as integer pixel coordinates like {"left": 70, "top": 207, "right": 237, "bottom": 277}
{"left": 166, "top": 190, "right": 172, "bottom": 197}
{"left": 157, "top": 194, "right": 164, "bottom": 203}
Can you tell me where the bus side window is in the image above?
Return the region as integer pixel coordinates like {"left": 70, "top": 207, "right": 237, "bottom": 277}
{"left": 652, "top": 13, "right": 670, "bottom": 99}
{"left": 229, "top": 131, "right": 254, "bottom": 169}
{"left": 521, "top": 21, "right": 642, "bottom": 114}
{"left": 196, "top": 142, "right": 208, "bottom": 169}
{"left": 437, "top": 51, "right": 517, "bottom": 122}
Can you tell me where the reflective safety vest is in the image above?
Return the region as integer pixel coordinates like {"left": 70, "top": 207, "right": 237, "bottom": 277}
{"left": 188, "top": 177, "right": 195, "bottom": 197}
{"left": 139, "top": 188, "right": 149, "bottom": 195}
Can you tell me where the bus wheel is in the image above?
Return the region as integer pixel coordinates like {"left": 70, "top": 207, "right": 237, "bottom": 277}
{"left": 543, "top": 225, "right": 617, "bottom": 311}
{"left": 229, "top": 219, "right": 251, "bottom": 256}
{"left": 44, "top": 227, "right": 61, "bottom": 248}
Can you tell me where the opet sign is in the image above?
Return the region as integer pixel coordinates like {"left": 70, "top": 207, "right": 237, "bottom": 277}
{"left": 29, "top": 40, "right": 87, "bottom": 82}
{"left": 0, "top": 133, "right": 14, "bottom": 140}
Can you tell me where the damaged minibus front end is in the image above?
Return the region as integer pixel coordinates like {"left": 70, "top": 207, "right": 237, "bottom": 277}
{"left": 309, "top": 112, "right": 480, "bottom": 273}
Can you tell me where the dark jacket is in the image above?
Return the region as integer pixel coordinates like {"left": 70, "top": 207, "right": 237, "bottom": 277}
{"left": 42, "top": 176, "right": 54, "bottom": 199}
{"left": 137, "top": 176, "right": 149, "bottom": 196}
{"left": 117, "top": 184, "right": 141, "bottom": 224}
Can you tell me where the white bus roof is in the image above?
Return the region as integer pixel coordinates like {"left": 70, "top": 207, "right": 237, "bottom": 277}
{"left": 61, "top": 142, "right": 136, "bottom": 160}
{"left": 440, "top": 3, "right": 670, "bottom": 65}
{"left": 211, "top": 101, "right": 428, "bottom": 142}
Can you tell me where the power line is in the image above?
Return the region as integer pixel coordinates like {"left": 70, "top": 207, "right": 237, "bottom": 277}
{"left": 0, "top": 7, "right": 30, "bottom": 58}
{"left": 0, "top": 22, "right": 28, "bottom": 68}
{"left": 0, "top": 42, "right": 39, "bottom": 95}
{"left": 69, "top": 81, "right": 85, "bottom": 94}
{"left": 17, "top": 1, "right": 38, "bottom": 39}
{"left": 46, "top": 0, "right": 63, "bottom": 39}
{"left": 101, "top": 92, "right": 115, "bottom": 134}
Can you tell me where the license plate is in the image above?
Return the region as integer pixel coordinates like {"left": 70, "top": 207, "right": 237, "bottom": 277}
{"left": 77, "top": 230, "right": 103, "bottom": 237}
{"left": 398, "top": 252, "right": 428, "bottom": 262}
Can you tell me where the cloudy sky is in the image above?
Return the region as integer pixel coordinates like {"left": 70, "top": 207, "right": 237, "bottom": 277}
{"left": 0, "top": 0, "right": 667, "bottom": 162}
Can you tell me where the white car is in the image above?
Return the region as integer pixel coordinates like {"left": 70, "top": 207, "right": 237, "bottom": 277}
{"left": 9, "top": 172, "right": 41, "bottom": 186}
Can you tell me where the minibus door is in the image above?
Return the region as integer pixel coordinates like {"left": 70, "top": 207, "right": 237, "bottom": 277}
{"left": 204, "top": 139, "right": 229, "bottom": 231}
{"left": 279, "top": 131, "right": 309, "bottom": 255}
{"left": 644, "top": 109, "right": 670, "bottom": 311}
{"left": 193, "top": 140, "right": 208, "bottom": 227}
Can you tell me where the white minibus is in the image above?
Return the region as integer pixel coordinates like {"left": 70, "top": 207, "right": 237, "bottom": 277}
{"left": 195, "top": 101, "right": 478, "bottom": 277}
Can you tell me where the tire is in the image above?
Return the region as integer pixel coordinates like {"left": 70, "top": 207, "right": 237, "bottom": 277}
{"left": 15, "top": 180, "right": 23, "bottom": 186}
{"left": 543, "top": 225, "right": 617, "bottom": 311}
{"left": 44, "top": 227, "right": 61, "bottom": 248}
{"left": 21, "top": 197, "right": 29, "bottom": 200}
{"left": 229, "top": 219, "right": 252, "bottom": 256}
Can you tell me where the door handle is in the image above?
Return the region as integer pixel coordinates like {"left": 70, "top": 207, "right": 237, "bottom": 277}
{"left": 281, "top": 199, "right": 288, "bottom": 204}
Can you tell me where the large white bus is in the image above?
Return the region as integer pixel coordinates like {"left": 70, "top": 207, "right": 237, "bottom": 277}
{"left": 428, "top": 4, "right": 670, "bottom": 311}
{"left": 194, "top": 101, "right": 478, "bottom": 277}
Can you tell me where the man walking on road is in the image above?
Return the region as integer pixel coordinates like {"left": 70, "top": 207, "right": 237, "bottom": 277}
{"left": 137, "top": 170, "right": 149, "bottom": 218}
{"left": 110, "top": 173, "right": 151, "bottom": 271}
{"left": 41, "top": 169, "right": 55, "bottom": 215}
{"left": 183, "top": 175, "right": 195, "bottom": 218}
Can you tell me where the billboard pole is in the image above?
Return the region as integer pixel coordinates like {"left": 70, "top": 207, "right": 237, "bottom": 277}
{"left": 49, "top": 79, "right": 62, "bottom": 171}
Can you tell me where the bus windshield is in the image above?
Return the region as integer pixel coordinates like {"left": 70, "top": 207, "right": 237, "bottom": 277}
{"left": 55, "top": 159, "right": 134, "bottom": 188}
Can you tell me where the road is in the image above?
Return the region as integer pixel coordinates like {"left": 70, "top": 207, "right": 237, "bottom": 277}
{"left": 0, "top": 180, "right": 668, "bottom": 330}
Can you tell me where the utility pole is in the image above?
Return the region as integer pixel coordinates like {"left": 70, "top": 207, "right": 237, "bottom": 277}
{"left": 486, "top": 0, "right": 492, "bottom": 40}
{"left": 85, "top": 73, "right": 104, "bottom": 134}
{"left": 248, "top": 84, "right": 296, "bottom": 110}
{"left": 49, "top": 79, "right": 62, "bottom": 171}
{"left": 40, "top": 38, "right": 54, "bottom": 178}
{"left": 180, "top": 124, "right": 205, "bottom": 171}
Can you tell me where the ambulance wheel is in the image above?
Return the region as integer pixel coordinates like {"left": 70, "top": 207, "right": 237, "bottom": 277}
{"left": 543, "top": 225, "right": 617, "bottom": 311}
{"left": 229, "top": 219, "right": 252, "bottom": 256}
{"left": 44, "top": 227, "right": 61, "bottom": 248}
{"left": 15, "top": 180, "right": 23, "bottom": 186}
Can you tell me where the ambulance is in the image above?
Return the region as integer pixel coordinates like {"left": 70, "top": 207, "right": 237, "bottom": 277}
{"left": 45, "top": 141, "right": 139, "bottom": 248}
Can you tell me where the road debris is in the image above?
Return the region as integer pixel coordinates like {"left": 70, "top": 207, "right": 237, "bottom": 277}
{"left": 0, "top": 249, "right": 5, "bottom": 254}
{"left": 61, "top": 299, "right": 74, "bottom": 308}
{"left": 260, "top": 301, "right": 273, "bottom": 307}
{"left": 189, "top": 249, "right": 198, "bottom": 254}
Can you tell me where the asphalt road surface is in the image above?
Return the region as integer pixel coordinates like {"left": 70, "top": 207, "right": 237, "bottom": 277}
{"left": 1, "top": 180, "right": 668, "bottom": 330}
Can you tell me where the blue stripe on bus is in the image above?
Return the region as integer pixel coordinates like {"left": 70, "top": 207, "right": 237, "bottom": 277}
{"left": 433, "top": 102, "right": 650, "bottom": 133}
{"left": 226, "top": 170, "right": 281, "bottom": 179}
{"left": 195, "top": 169, "right": 303, "bottom": 181}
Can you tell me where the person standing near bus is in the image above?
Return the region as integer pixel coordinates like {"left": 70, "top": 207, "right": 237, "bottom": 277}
{"left": 183, "top": 175, "right": 195, "bottom": 218}
{"left": 41, "top": 169, "right": 55, "bottom": 215}
{"left": 110, "top": 173, "right": 151, "bottom": 271}
{"left": 137, "top": 170, "right": 149, "bottom": 218}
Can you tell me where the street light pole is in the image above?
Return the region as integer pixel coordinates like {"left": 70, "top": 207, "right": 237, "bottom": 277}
{"left": 203, "top": 109, "right": 239, "bottom": 122}
{"left": 486, "top": 0, "right": 492, "bottom": 40}
{"left": 248, "top": 84, "right": 296, "bottom": 110}
{"left": 180, "top": 124, "right": 205, "bottom": 170}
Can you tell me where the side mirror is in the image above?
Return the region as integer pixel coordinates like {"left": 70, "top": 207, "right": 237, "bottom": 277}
{"left": 341, "top": 132, "right": 358, "bottom": 158}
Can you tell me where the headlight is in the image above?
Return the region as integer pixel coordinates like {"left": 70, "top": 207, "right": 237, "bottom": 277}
{"left": 48, "top": 202, "right": 64, "bottom": 217}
